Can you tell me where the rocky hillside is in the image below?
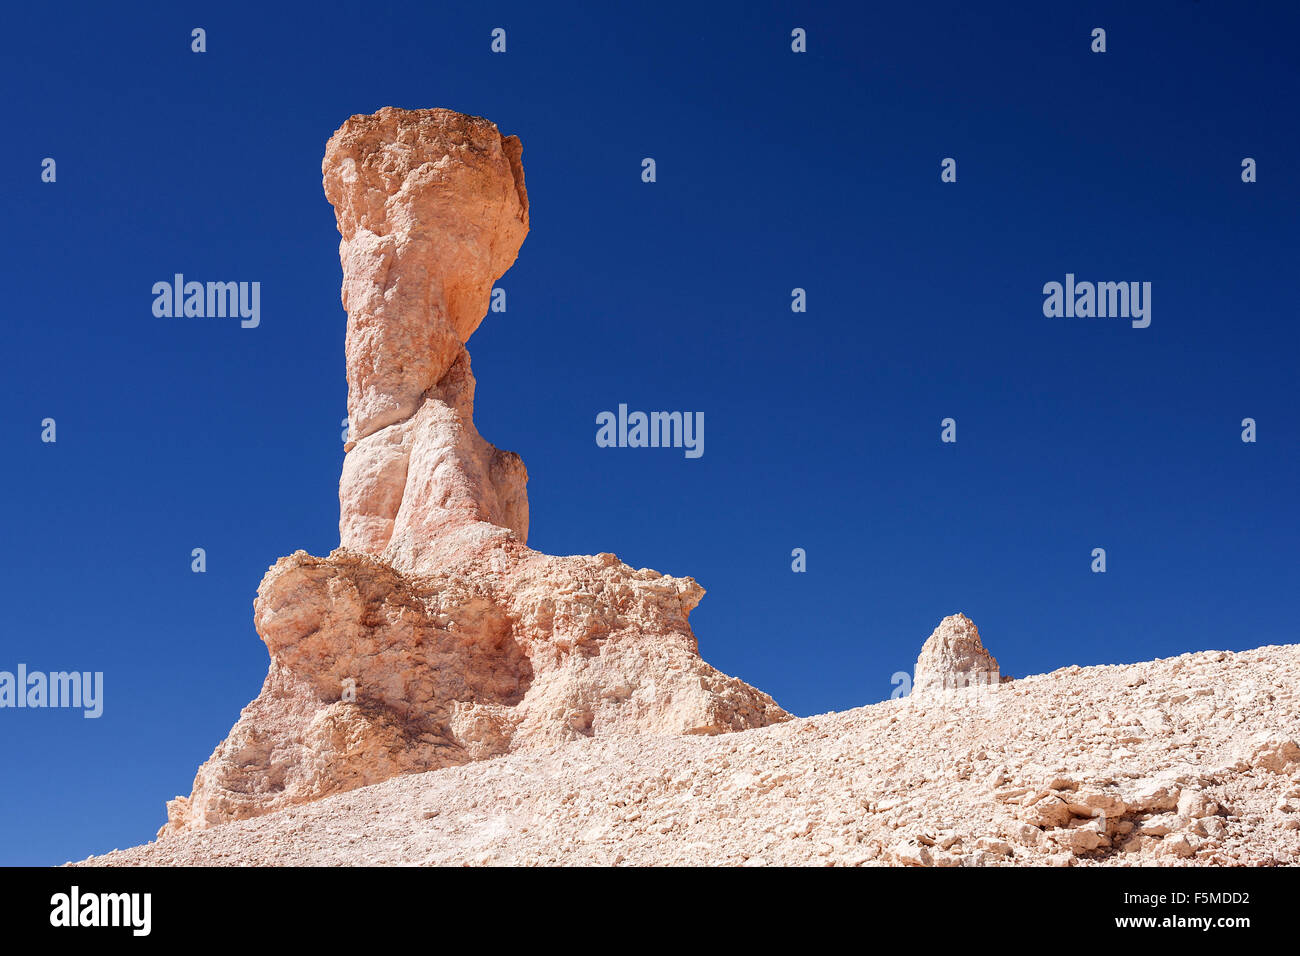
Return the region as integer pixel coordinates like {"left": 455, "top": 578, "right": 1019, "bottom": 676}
{"left": 81, "top": 643, "right": 1300, "bottom": 866}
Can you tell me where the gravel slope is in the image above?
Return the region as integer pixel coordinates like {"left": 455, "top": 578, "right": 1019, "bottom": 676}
{"left": 77, "top": 644, "right": 1300, "bottom": 866}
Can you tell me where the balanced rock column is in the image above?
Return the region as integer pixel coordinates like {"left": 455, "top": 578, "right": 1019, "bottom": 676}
{"left": 160, "top": 108, "right": 788, "bottom": 836}
{"left": 327, "top": 108, "right": 530, "bottom": 569}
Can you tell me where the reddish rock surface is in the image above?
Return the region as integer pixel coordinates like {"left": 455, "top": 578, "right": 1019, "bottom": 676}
{"left": 160, "top": 108, "right": 787, "bottom": 836}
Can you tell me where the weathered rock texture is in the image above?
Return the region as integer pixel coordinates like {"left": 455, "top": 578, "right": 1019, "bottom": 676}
{"left": 912, "top": 612, "right": 1005, "bottom": 696}
{"left": 160, "top": 108, "right": 787, "bottom": 836}
{"left": 91, "top": 644, "right": 1300, "bottom": 866}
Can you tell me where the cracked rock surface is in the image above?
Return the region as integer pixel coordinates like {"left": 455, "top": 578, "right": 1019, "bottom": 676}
{"left": 159, "top": 108, "right": 788, "bottom": 836}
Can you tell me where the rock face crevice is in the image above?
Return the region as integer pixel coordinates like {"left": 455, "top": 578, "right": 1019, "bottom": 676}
{"left": 161, "top": 108, "right": 788, "bottom": 836}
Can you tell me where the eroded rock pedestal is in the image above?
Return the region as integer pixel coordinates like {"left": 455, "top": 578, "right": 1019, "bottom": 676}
{"left": 162, "top": 108, "right": 787, "bottom": 835}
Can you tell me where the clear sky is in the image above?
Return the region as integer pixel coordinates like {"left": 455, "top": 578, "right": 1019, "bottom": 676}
{"left": 3, "top": 1, "right": 1297, "bottom": 865}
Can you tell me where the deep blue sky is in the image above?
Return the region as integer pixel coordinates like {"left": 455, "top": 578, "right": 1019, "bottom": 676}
{"left": 3, "top": 1, "right": 1297, "bottom": 865}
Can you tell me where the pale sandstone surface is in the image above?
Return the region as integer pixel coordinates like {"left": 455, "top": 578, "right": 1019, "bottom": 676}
{"left": 84, "top": 644, "right": 1300, "bottom": 866}
{"left": 913, "top": 613, "right": 1005, "bottom": 695}
{"left": 159, "top": 108, "right": 788, "bottom": 836}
